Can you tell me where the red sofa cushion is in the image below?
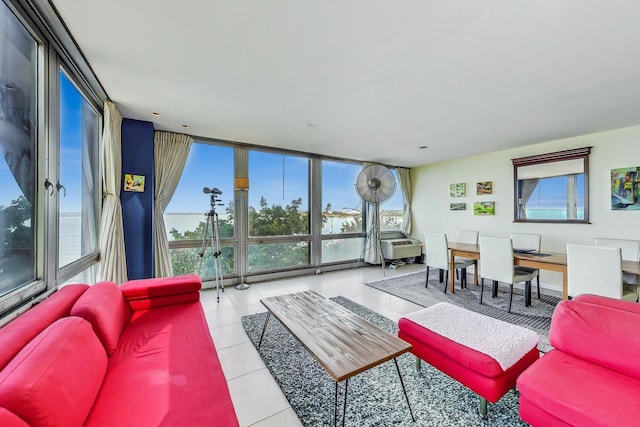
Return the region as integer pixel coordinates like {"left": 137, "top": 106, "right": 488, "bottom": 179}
{"left": 550, "top": 300, "right": 640, "bottom": 380}
{"left": 83, "top": 302, "right": 239, "bottom": 427}
{"left": 71, "top": 281, "right": 131, "bottom": 356}
{"left": 517, "top": 349, "right": 640, "bottom": 427}
{"left": 0, "top": 408, "right": 29, "bottom": 427}
{"left": 574, "top": 293, "right": 640, "bottom": 314}
{"left": 121, "top": 275, "right": 201, "bottom": 310}
{"left": 0, "top": 317, "right": 107, "bottom": 427}
{"left": 0, "top": 284, "right": 88, "bottom": 370}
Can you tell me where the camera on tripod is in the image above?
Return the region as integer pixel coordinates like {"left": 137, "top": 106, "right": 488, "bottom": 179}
{"left": 203, "top": 187, "right": 224, "bottom": 212}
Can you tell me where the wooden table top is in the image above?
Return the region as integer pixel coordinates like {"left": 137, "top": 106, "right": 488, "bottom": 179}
{"left": 260, "top": 290, "right": 411, "bottom": 382}
{"left": 447, "top": 241, "right": 640, "bottom": 274}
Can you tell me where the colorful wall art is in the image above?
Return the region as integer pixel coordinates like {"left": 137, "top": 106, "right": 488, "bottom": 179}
{"left": 476, "top": 181, "right": 493, "bottom": 195}
{"left": 611, "top": 166, "right": 640, "bottom": 210}
{"left": 450, "top": 183, "right": 466, "bottom": 197}
{"left": 474, "top": 201, "right": 495, "bottom": 215}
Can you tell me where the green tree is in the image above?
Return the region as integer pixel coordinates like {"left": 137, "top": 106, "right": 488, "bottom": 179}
{"left": 0, "top": 195, "right": 33, "bottom": 254}
{"left": 169, "top": 197, "right": 326, "bottom": 276}
{"left": 340, "top": 214, "right": 362, "bottom": 233}
{"left": 249, "top": 197, "right": 308, "bottom": 236}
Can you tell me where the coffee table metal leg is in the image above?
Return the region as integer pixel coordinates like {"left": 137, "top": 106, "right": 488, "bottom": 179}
{"left": 342, "top": 379, "right": 349, "bottom": 427}
{"left": 334, "top": 381, "right": 338, "bottom": 426}
{"left": 394, "top": 358, "right": 415, "bottom": 422}
{"left": 257, "top": 312, "right": 271, "bottom": 348}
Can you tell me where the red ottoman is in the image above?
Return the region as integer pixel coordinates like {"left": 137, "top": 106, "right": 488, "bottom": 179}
{"left": 398, "top": 303, "right": 539, "bottom": 419}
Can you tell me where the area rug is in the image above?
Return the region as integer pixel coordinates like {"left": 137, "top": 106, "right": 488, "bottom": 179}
{"left": 366, "top": 270, "right": 560, "bottom": 352}
{"left": 241, "top": 297, "right": 528, "bottom": 427}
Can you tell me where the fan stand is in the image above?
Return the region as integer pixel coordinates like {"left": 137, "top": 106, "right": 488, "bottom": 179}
{"left": 355, "top": 201, "right": 386, "bottom": 277}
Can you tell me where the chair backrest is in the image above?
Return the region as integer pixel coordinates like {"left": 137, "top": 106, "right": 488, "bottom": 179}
{"left": 457, "top": 230, "right": 479, "bottom": 244}
{"left": 424, "top": 232, "right": 449, "bottom": 270}
{"left": 479, "top": 237, "right": 514, "bottom": 283}
{"left": 566, "top": 243, "right": 623, "bottom": 299}
{"left": 594, "top": 238, "right": 640, "bottom": 262}
{"left": 510, "top": 233, "right": 541, "bottom": 251}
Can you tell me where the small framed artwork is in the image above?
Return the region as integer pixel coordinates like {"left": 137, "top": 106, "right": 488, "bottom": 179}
{"left": 474, "top": 201, "right": 495, "bottom": 216}
{"left": 450, "top": 203, "right": 466, "bottom": 211}
{"left": 611, "top": 166, "right": 640, "bottom": 210}
{"left": 124, "top": 174, "right": 145, "bottom": 192}
{"left": 450, "top": 183, "right": 466, "bottom": 198}
{"left": 476, "top": 181, "right": 493, "bottom": 195}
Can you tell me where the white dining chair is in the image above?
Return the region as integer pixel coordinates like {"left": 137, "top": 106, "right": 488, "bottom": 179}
{"left": 424, "top": 232, "right": 471, "bottom": 292}
{"left": 455, "top": 230, "right": 479, "bottom": 287}
{"left": 594, "top": 238, "right": 640, "bottom": 289}
{"left": 567, "top": 243, "right": 638, "bottom": 302}
{"left": 511, "top": 233, "right": 542, "bottom": 299}
{"left": 479, "top": 237, "right": 538, "bottom": 313}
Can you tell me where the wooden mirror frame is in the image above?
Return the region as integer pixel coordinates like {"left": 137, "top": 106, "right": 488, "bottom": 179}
{"left": 512, "top": 147, "right": 591, "bottom": 223}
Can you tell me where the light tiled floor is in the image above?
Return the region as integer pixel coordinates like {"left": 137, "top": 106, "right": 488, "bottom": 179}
{"left": 201, "top": 263, "right": 426, "bottom": 427}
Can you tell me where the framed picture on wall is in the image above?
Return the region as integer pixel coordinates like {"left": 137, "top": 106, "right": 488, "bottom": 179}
{"left": 450, "top": 183, "right": 466, "bottom": 197}
{"left": 474, "top": 201, "right": 495, "bottom": 215}
{"left": 450, "top": 203, "right": 466, "bottom": 211}
{"left": 476, "top": 181, "right": 492, "bottom": 195}
{"left": 611, "top": 166, "right": 640, "bottom": 210}
{"left": 124, "top": 174, "right": 145, "bottom": 192}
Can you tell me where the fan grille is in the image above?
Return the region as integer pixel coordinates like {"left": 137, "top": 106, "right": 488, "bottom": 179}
{"left": 355, "top": 164, "right": 396, "bottom": 204}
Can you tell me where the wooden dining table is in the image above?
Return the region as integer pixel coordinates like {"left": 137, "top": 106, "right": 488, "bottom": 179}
{"left": 447, "top": 242, "right": 640, "bottom": 300}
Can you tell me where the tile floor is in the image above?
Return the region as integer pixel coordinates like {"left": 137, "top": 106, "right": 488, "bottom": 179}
{"left": 201, "top": 263, "right": 426, "bottom": 427}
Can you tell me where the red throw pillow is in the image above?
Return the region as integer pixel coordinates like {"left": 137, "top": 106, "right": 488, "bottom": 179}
{"left": 0, "top": 317, "right": 107, "bottom": 427}
{"left": 71, "top": 281, "right": 131, "bottom": 356}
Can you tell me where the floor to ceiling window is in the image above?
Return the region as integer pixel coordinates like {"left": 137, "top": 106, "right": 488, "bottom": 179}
{"left": 380, "top": 168, "right": 404, "bottom": 232}
{"left": 165, "top": 143, "right": 235, "bottom": 279}
{"left": 0, "top": 2, "right": 38, "bottom": 301}
{"left": 321, "top": 160, "right": 365, "bottom": 263}
{"left": 247, "top": 150, "right": 310, "bottom": 273}
{"left": 58, "top": 70, "right": 100, "bottom": 271}
{"left": 0, "top": 1, "right": 103, "bottom": 316}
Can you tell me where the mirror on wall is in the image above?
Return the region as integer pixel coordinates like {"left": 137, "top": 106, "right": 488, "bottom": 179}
{"left": 512, "top": 147, "right": 591, "bottom": 223}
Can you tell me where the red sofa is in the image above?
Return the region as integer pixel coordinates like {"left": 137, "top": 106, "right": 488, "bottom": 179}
{"left": 517, "top": 294, "right": 640, "bottom": 426}
{"left": 0, "top": 275, "right": 239, "bottom": 427}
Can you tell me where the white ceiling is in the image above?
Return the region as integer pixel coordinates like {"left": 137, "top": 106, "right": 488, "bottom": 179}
{"left": 51, "top": 1, "right": 640, "bottom": 167}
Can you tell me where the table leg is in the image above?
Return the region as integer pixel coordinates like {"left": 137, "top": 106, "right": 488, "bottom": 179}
{"left": 334, "top": 381, "right": 338, "bottom": 427}
{"left": 449, "top": 251, "right": 456, "bottom": 293}
{"left": 473, "top": 261, "right": 479, "bottom": 286}
{"left": 342, "top": 379, "right": 348, "bottom": 427}
{"left": 257, "top": 312, "right": 271, "bottom": 348}
{"left": 394, "top": 358, "right": 415, "bottom": 422}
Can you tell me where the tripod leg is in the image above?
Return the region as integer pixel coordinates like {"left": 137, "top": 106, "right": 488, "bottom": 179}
{"left": 211, "top": 212, "right": 224, "bottom": 302}
{"left": 198, "top": 214, "right": 212, "bottom": 276}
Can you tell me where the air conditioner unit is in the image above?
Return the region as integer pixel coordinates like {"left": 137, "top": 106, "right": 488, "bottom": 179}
{"left": 380, "top": 232, "right": 422, "bottom": 261}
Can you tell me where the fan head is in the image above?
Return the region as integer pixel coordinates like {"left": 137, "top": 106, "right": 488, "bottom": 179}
{"left": 355, "top": 164, "right": 396, "bottom": 204}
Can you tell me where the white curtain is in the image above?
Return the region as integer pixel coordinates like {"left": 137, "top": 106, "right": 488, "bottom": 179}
{"left": 80, "top": 103, "right": 98, "bottom": 284}
{"left": 154, "top": 131, "right": 193, "bottom": 277}
{"left": 397, "top": 167, "right": 412, "bottom": 235}
{"left": 96, "top": 101, "right": 127, "bottom": 283}
{"left": 362, "top": 162, "right": 381, "bottom": 265}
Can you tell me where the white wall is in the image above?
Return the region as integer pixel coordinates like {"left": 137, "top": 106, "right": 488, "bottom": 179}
{"left": 410, "top": 125, "right": 640, "bottom": 289}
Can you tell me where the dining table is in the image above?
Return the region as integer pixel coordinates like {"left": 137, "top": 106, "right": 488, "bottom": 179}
{"left": 447, "top": 242, "right": 640, "bottom": 300}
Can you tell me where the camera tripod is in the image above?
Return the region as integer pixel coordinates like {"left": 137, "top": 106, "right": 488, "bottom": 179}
{"left": 198, "top": 194, "right": 225, "bottom": 302}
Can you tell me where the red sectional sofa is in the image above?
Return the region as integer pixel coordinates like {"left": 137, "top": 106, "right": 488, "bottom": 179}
{"left": 517, "top": 294, "right": 640, "bottom": 427}
{"left": 0, "top": 275, "right": 239, "bottom": 427}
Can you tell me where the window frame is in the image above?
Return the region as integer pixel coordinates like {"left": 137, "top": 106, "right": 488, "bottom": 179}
{"left": 0, "top": 0, "right": 104, "bottom": 317}
{"left": 512, "top": 147, "right": 591, "bottom": 224}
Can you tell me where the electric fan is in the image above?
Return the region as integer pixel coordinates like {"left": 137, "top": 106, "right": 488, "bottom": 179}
{"left": 354, "top": 164, "right": 397, "bottom": 275}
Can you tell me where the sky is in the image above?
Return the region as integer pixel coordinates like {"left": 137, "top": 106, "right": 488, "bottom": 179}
{"left": 165, "top": 144, "right": 401, "bottom": 214}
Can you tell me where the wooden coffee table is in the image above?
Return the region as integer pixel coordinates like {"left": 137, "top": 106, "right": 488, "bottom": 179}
{"left": 258, "top": 290, "right": 414, "bottom": 426}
